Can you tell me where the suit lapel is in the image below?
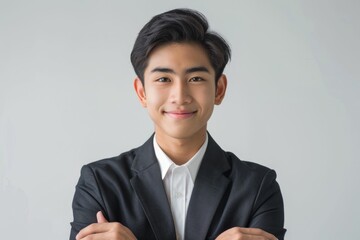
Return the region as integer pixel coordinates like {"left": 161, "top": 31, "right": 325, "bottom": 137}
{"left": 130, "top": 136, "right": 177, "bottom": 240}
{"left": 185, "top": 135, "right": 231, "bottom": 240}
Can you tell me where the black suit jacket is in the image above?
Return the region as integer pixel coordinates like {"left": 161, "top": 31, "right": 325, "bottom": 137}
{"left": 70, "top": 134, "right": 286, "bottom": 240}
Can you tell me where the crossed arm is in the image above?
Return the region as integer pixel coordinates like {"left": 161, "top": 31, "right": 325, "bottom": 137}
{"left": 71, "top": 163, "right": 285, "bottom": 240}
{"left": 76, "top": 211, "right": 277, "bottom": 240}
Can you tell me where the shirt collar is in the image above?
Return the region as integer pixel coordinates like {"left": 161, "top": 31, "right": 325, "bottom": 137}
{"left": 153, "top": 134, "right": 208, "bottom": 182}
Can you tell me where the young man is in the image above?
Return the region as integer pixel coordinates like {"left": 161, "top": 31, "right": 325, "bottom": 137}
{"left": 70, "top": 8, "right": 286, "bottom": 240}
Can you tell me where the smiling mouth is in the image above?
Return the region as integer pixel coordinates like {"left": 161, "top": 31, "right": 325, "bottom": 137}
{"left": 163, "top": 111, "right": 197, "bottom": 119}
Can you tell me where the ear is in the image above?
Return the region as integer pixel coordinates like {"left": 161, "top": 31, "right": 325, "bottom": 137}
{"left": 134, "top": 77, "right": 147, "bottom": 107}
{"left": 214, "top": 74, "right": 227, "bottom": 105}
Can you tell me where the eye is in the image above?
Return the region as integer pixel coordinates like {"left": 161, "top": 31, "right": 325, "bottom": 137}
{"left": 156, "top": 77, "right": 171, "bottom": 83}
{"left": 189, "top": 77, "right": 204, "bottom": 82}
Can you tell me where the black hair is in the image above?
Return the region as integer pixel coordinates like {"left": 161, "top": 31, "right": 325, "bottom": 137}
{"left": 130, "top": 8, "right": 231, "bottom": 84}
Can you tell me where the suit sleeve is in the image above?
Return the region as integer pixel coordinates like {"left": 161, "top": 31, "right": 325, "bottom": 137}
{"left": 69, "top": 165, "right": 108, "bottom": 240}
{"left": 249, "top": 169, "right": 286, "bottom": 240}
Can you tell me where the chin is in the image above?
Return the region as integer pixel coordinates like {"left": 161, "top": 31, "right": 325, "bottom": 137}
{"left": 167, "top": 127, "right": 206, "bottom": 140}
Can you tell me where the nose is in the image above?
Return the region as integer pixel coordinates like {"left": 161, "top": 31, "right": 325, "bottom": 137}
{"left": 170, "top": 80, "right": 192, "bottom": 105}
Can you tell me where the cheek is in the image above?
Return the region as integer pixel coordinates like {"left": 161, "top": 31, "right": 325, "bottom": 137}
{"left": 195, "top": 87, "right": 216, "bottom": 106}
{"left": 145, "top": 89, "right": 167, "bottom": 108}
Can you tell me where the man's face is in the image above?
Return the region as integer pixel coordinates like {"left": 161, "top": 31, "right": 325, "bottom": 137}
{"left": 134, "top": 42, "right": 227, "bottom": 141}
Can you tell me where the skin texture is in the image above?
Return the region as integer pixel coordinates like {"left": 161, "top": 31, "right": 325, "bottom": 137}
{"left": 76, "top": 212, "right": 136, "bottom": 240}
{"left": 76, "top": 43, "right": 277, "bottom": 240}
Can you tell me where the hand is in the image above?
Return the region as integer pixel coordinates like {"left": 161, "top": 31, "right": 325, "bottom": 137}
{"left": 76, "top": 211, "right": 137, "bottom": 240}
{"left": 215, "top": 227, "right": 278, "bottom": 240}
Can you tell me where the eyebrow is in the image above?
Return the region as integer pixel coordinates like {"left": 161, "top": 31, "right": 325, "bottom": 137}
{"left": 150, "top": 66, "right": 210, "bottom": 74}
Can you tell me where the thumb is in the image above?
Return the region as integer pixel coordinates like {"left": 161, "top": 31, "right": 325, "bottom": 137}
{"left": 96, "top": 211, "right": 108, "bottom": 223}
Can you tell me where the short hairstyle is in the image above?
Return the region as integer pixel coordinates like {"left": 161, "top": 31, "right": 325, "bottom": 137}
{"left": 130, "top": 8, "right": 231, "bottom": 84}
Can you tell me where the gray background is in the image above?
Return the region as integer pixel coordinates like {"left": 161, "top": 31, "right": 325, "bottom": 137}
{"left": 1, "top": 0, "right": 359, "bottom": 239}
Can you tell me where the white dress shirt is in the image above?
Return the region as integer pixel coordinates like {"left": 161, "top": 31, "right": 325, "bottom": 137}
{"left": 153, "top": 134, "right": 208, "bottom": 240}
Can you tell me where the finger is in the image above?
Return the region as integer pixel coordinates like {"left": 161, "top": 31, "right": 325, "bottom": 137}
{"left": 77, "top": 232, "right": 105, "bottom": 240}
{"left": 216, "top": 227, "right": 277, "bottom": 240}
{"left": 237, "top": 228, "right": 277, "bottom": 240}
{"left": 96, "top": 211, "right": 108, "bottom": 223}
{"left": 76, "top": 222, "right": 137, "bottom": 240}
{"left": 76, "top": 223, "right": 108, "bottom": 240}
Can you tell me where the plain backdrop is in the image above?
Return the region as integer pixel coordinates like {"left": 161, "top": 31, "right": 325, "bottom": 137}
{"left": 1, "top": 0, "right": 359, "bottom": 239}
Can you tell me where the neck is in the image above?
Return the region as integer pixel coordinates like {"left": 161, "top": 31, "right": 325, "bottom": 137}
{"left": 155, "top": 129, "right": 207, "bottom": 165}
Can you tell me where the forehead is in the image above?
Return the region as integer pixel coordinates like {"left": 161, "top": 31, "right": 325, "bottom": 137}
{"left": 145, "top": 42, "right": 214, "bottom": 74}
